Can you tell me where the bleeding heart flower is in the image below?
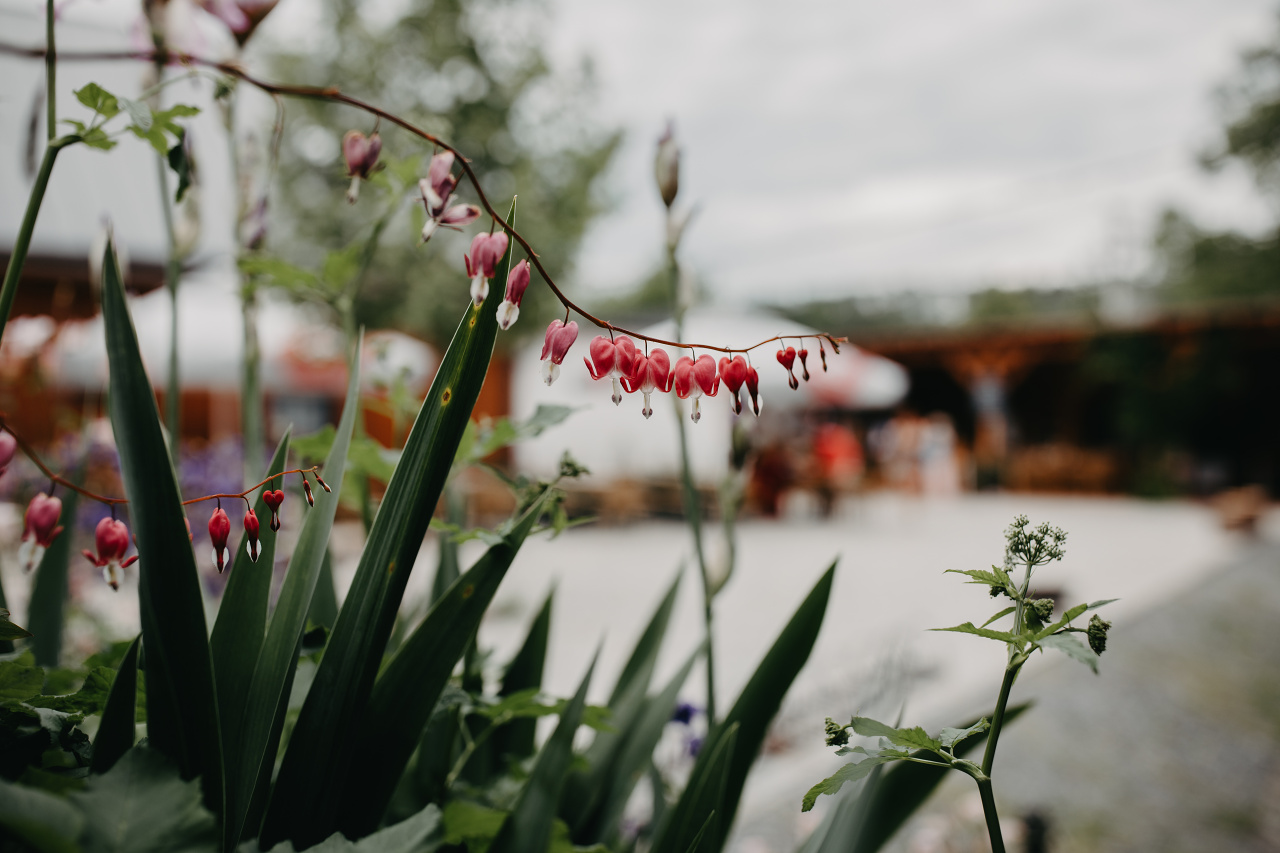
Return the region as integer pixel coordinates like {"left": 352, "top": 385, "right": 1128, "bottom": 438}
{"left": 622, "top": 348, "right": 673, "bottom": 419}
{"left": 819, "top": 341, "right": 828, "bottom": 372}
{"left": 718, "top": 356, "right": 749, "bottom": 415}
{"left": 244, "top": 508, "right": 261, "bottom": 562}
{"left": 496, "top": 260, "right": 531, "bottom": 330}
{"left": 198, "top": 0, "right": 279, "bottom": 45}
{"left": 18, "top": 493, "right": 63, "bottom": 572}
{"left": 798, "top": 348, "right": 811, "bottom": 381}
{"left": 540, "top": 319, "right": 579, "bottom": 385}
{"left": 464, "top": 232, "right": 510, "bottom": 307}
{"left": 0, "top": 431, "right": 15, "bottom": 478}
{"left": 673, "top": 354, "right": 720, "bottom": 423}
{"left": 777, "top": 346, "right": 799, "bottom": 390}
{"left": 342, "top": 130, "right": 382, "bottom": 203}
{"left": 419, "top": 152, "right": 480, "bottom": 242}
{"left": 209, "top": 507, "right": 232, "bottom": 573}
{"left": 263, "top": 488, "right": 284, "bottom": 532}
{"left": 585, "top": 335, "right": 639, "bottom": 405}
{"left": 83, "top": 517, "right": 138, "bottom": 590}
{"left": 745, "top": 365, "right": 763, "bottom": 416}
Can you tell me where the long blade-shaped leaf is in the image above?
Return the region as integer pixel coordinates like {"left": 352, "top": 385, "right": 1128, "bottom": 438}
{"left": 654, "top": 563, "right": 836, "bottom": 853}
{"left": 228, "top": 352, "right": 361, "bottom": 848}
{"left": 488, "top": 651, "right": 599, "bottom": 853}
{"left": 493, "top": 589, "right": 554, "bottom": 764}
{"left": 661, "top": 723, "right": 739, "bottom": 853}
{"left": 28, "top": 473, "right": 80, "bottom": 667}
{"left": 211, "top": 431, "right": 290, "bottom": 751}
{"left": 91, "top": 635, "right": 140, "bottom": 774}
{"left": 563, "top": 573, "right": 683, "bottom": 837}
{"left": 585, "top": 650, "right": 698, "bottom": 846}
{"left": 336, "top": 488, "right": 555, "bottom": 837}
{"left": 101, "top": 240, "right": 223, "bottom": 812}
{"left": 263, "top": 202, "right": 516, "bottom": 848}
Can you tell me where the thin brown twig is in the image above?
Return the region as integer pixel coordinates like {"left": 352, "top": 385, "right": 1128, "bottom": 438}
{"left": 0, "top": 41, "right": 848, "bottom": 356}
{"left": 0, "top": 420, "right": 321, "bottom": 509}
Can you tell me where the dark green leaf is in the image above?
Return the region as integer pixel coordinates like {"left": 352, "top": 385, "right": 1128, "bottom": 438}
{"left": 226, "top": 354, "right": 360, "bottom": 849}
{"left": 655, "top": 723, "right": 739, "bottom": 850}
{"left": 0, "top": 657, "right": 44, "bottom": 700}
{"left": 92, "top": 635, "right": 140, "bottom": 774}
{"left": 493, "top": 590, "right": 553, "bottom": 763}
{"left": 489, "top": 652, "right": 598, "bottom": 853}
{"left": 653, "top": 564, "right": 836, "bottom": 852}
{"left": 71, "top": 747, "right": 218, "bottom": 853}
{"left": 250, "top": 804, "right": 442, "bottom": 853}
{"left": 210, "top": 431, "right": 290, "bottom": 756}
{"left": 28, "top": 667, "right": 115, "bottom": 715}
{"left": 443, "top": 799, "right": 506, "bottom": 849}
{"left": 0, "top": 608, "right": 33, "bottom": 641}
{"left": 167, "top": 136, "right": 192, "bottom": 203}
{"left": 334, "top": 487, "right": 556, "bottom": 837}
{"left": 262, "top": 202, "right": 516, "bottom": 849}
{"left": 0, "top": 777, "right": 83, "bottom": 853}
{"left": 101, "top": 239, "right": 223, "bottom": 813}
{"left": 1036, "top": 632, "right": 1100, "bottom": 673}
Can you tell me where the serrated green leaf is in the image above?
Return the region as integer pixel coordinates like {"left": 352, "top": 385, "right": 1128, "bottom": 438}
{"left": 802, "top": 755, "right": 894, "bottom": 812}
{"left": 489, "top": 653, "right": 598, "bottom": 853}
{"left": 1036, "top": 632, "right": 1100, "bottom": 673}
{"left": 28, "top": 667, "right": 115, "bottom": 716}
{"left": 101, "top": 239, "right": 223, "bottom": 814}
{"left": 848, "top": 717, "right": 942, "bottom": 752}
{"left": 0, "top": 608, "right": 33, "bottom": 642}
{"left": 28, "top": 472, "right": 79, "bottom": 666}
{"left": 74, "top": 83, "right": 119, "bottom": 119}
{"left": 225, "top": 355, "right": 360, "bottom": 849}
{"left": 92, "top": 635, "right": 140, "bottom": 774}
{"left": 333, "top": 487, "right": 555, "bottom": 838}
{"left": 1032, "top": 602, "right": 1089, "bottom": 641}
{"left": 443, "top": 799, "right": 507, "bottom": 848}
{"left": 930, "top": 622, "right": 1016, "bottom": 643}
{"left": 944, "top": 566, "right": 1011, "bottom": 589}
{"left": 262, "top": 201, "right": 516, "bottom": 849}
{"left": 0, "top": 657, "right": 43, "bottom": 700}
{"left": 72, "top": 747, "right": 218, "bottom": 853}
{"left": 980, "top": 606, "right": 1016, "bottom": 629}
{"left": 938, "top": 718, "right": 989, "bottom": 749}
{"left": 654, "top": 564, "right": 836, "bottom": 852}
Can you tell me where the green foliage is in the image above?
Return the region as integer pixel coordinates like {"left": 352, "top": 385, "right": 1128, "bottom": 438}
{"left": 101, "top": 239, "right": 224, "bottom": 812}
{"left": 0, "top": 609, "right": 33, "bottom": 642}
{"left": 92, "top": 637, "right": 140, "bottom": 774}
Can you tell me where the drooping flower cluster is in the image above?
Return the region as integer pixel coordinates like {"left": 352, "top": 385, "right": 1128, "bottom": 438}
{"left": 83, "top": 517, "right": 138, "bottom": 591}
{"left": 419, "top": 152, "right": 481, "bottom": 242}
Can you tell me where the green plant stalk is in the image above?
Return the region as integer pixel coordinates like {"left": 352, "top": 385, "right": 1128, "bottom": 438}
{"left": 45, "top": 0, "right": 55, "bottom": 141}
{"left": 0, "top": 141, "right": 64, "bottom": 347}
{"left": 667, "top": 237, "right": 717, "bottom": 725}
{"left": 975, "top": 776, "right": 1006, "bottom": 853}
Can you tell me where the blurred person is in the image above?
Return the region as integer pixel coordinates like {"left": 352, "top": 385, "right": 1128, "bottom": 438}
{"left": 919, "top": 411, "right": 961, "bottom": 496}
{"left": 812, "top": 420, "right": 863, "bottom": 516}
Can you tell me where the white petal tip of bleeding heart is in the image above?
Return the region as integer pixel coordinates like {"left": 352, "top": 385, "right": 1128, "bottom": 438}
{"left": 421, "top": 219, "right": 439, "bottom": 243}
{"left": 470, "top": 276, "right": 488, "bottom": 307}
{"left": 346, "top": 177, "right": 360, "bottom": 205}
{"left": 541, "top": 360, "right": 560, "bottom": 386}
{"left": 496, "top": 301, "right": 519, "bottom": 330}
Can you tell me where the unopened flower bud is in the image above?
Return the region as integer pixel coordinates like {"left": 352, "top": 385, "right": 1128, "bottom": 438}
{"left": 0, "top": 431, "right": 16, "bottom": 477}
{"left": 540, "top": 319, "right": 579, "bottom": 385}
{"left": 244, "top": 508, "right": 261, "bottom": 562}
{"left": 1030, "top": 598, "right": 1055, "bottom": 623}
{"left": 777, "top": 347, "right": 799, "bottom": 390}
{"left": 819, "top": 341, "right": 828, "bottom": 372}
{"left": 209, "top": 507, "right": 231, "bottom": 573}
{"left": 497, "top": 259, "right": 531, "bottom": 330}
{"left": 1087, "top": 614, "right": 1111, "bottom": 655}
{"left": 798, "top": 348, "right": 811, "bottom": 381}
{"left": 315, "top": 474, "right": 331, "bottom": 493}
{"left": 302, "top": 478, "right": 314, "bottom": 507}
{"left": 343, "top": 130, "right": 382, "bottom": 203}
{"left": 18, "top": 492, "right": 63, "bottom": 572}
{"left": 745, "top": 365, "right": 763, "bottom": 416}
{"left": 824, "top": 717, "right": 850, "bottom": 748}
{"left": 654, "top": 122, "right": 680, "bottom": 208}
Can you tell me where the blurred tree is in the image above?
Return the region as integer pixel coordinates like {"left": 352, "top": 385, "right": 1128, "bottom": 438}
{"left": 259, "top": 0, "right": 619, "bottom": 346}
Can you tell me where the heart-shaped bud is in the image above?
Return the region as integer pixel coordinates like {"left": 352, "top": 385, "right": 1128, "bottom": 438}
{"left": 718, "top": 356, "right": 749, "bottom": 415}
{"left": 798, "top": 348, "right": 811, "bottom": 381}
{"left": 83, "top": 517, "right": 137, "bottom": 590}
{"left": 777, "top": 346, "right": 799, "bottom": 390}
{"left": 263, "top": 488, "right": 284, "bottom": 532}
{"left": 540, "top": 319, "right": 580, "bottom": 385}
{"left": 745, "top": 366, "right": 763, "bottom": 416}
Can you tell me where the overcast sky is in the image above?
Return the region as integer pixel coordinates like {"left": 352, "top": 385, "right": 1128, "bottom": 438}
{"left": 6, "top": 0, "right": 1278, "bottom": 307}
{"left": 537, "top": 0, "right": 1278, "bottom": 303}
